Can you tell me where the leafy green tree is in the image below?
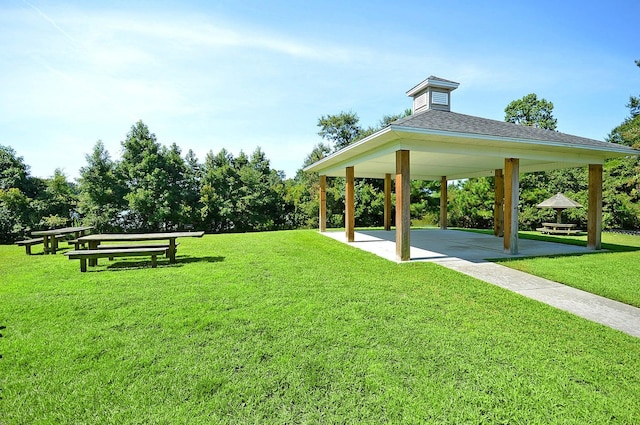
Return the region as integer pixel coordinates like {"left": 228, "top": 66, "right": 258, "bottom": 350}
{"left": 353, "top": 180, "right": 384, "bottom": 227}
{"left": 160, "top": 143, "right": 192, "bottom": 230}
{"left": 117, "top": 121, "right": 194, "bottom": 231}
{"left": 449, "top": 178, "right": 495, "bottom": 228}
{"left": 505, "top": 93, "right": 557, "bottom": 130}
{"left": 200, "top": 147, "right": 287, "bottom": 233}
{"left": 1, "top": 145, "right": 33, "bottom": 194}
{"left": 410, "top": 180, "right": 441, "bottom": 224}
{"left": 118, "top": 121, "right": 163, "bottom": 230}
{"left": 200, "top": 148, "right": 238, "bottom": 232}
{"left": 317, "top": 111, "right": 362, "bottom": 151}
{"left": 0, "top": 145, "right": 39, "bottom": 240}
{"left": 302, "top": 143, "right": 332, "bottom": 169}
{"left": 0, "top": 187, "right": 31, "bottom": 242}
{"left": 183, "top": 149, "right": 204, "bottom": 229}
{"left": 37, "top": 169, "right": 78, "bottom": 227}
{"left": 78, "top": 141, "right": 127, "bottom": 232}
{"left": 234, "top": 148, "right": 286, "bottom": 232}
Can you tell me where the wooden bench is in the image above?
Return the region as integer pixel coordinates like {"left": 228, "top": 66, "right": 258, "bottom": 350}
{"left": 15, "top": 238, "right": 44, "bottom": 255}
{"left": 64, "top": 247, "right": 170, "bottom": 272}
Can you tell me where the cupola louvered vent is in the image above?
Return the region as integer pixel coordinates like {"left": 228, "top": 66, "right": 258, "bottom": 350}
{"left": 414, "top": 93, "right": 428, "bottom": 110}
{"left": 406, "top": 76, "right": 459, "bottom": 113}
{"left": 432, "top": 91, "right": 449, "bottom": 105}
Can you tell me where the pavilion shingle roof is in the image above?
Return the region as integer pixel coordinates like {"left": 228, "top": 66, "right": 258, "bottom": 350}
{"left": 391, "top": 109, "right": 633, "bottom": 152}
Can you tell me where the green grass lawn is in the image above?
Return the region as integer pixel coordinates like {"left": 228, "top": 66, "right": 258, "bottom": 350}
{"left": 2, "top": 230, "right": 640, "bottom": 424}
{"left": 497, "top": 231, "right": 640, "bottom": 308}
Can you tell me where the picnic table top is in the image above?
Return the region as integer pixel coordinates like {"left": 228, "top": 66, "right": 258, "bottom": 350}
{"left": 541, "top": 222, "right": 577, "bottom": 228}
{"left": 32, "top": 226, "right": 94, "bottom": 236}
{"left": 77, "top": 231, "right": 205, "bottom": 242}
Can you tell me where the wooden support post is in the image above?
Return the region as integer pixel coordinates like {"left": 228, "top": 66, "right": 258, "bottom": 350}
{"left": 494, "top": 169, "right": 504, "bottom": 237}
{"left": 384, "top": 173, "right": 392, "bottom": 231}
{"left": 345, "top": 166, "right": 355, "bottom": 243}
{"left": 319, "top": 175, "right": 327, "bottom": 232}
{"left": 503, "top": 159, "right": 519, "bottom": 255}
{"left": 440, "top": 176, "right": 448, "bottom": 230}
{"left": 588, "top": 163, "right": 603, "bottom": 250}
{"left": 396, "top": 150, "right": 411, "bottom": 261}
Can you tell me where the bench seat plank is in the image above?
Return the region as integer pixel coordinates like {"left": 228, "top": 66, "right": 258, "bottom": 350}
{"left": 65, "top": 247, "right": 169, "bottom": 272}
{"left": 96, "top": 243, "right": 176, "bottom": 250}
{"left": 96, "top": 243, "right": 176, "bottom": 260}
{"left": 15, "top": 238, "right": 44, "bottom": 255}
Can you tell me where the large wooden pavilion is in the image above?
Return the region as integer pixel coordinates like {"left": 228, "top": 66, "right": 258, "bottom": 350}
{"left": 305, "top": 76, "right": 640, "bottom": 261}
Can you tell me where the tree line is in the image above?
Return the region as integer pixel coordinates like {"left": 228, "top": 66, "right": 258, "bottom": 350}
{"left": 2, "top": 62, "right": 638, "bottom": 243}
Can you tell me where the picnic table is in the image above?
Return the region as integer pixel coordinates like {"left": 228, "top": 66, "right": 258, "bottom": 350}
{"left": 537, "top": 222, "right": 581, "bottom": 235}
{"left": 76, "top": 231, "right": 205, "bottom": 266}
{"left": 31, "top": 226, "right": 94, "bottom": 254}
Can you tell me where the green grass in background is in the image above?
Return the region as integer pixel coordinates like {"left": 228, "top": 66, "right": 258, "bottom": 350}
{"left": 1, "top": 230, "right": 640, "bottom": 423}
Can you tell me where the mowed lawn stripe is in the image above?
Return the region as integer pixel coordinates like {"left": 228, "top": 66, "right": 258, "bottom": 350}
{"left": 1, "top": 230, "right": 639, "bottom": 424}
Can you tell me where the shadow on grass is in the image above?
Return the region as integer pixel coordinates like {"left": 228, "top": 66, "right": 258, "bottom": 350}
{"left": 93, "top": 255, "right": 225, "bottom": 272}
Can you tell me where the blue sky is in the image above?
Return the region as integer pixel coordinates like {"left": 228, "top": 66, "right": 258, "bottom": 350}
{"left": 1, "top": 0, "right": 638, "bottom": 180}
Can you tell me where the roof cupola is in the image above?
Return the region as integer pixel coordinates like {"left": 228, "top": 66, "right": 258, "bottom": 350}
{"left": 406, "top": 76, "right": 459, "bottom": 113}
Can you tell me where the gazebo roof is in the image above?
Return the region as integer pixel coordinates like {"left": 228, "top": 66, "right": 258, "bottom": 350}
{"left": 537, "top": 192, "right": 583, "bottom": 209}
{"left": 305, "top": 107, "right": 640, "bottom": 180}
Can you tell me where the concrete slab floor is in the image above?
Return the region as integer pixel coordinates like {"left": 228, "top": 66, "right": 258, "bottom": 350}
{"left": 322, "top": 229, "right": 640, "bottom": 338}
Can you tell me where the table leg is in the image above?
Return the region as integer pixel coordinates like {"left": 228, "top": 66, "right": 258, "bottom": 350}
{"left": 43, "top": 235, "right": 50, "bottom": 254}
{"left": 169, "top": 238, "right": 176, "bottom": 263}
{"left": 89, "top": 241, "right": 98, "bottom": 266}
{"left": 51, "top": 235, "right": 59, "bottom": 254}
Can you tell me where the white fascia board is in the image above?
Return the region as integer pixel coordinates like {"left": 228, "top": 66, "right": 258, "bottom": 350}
{"left": 308, "top": 145, "right": 401, "bottom": 177}
{"left": 303, "top": 127, "right": 397, "bottom": 173}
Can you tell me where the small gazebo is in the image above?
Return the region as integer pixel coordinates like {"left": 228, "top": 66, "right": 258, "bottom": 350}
{"left": 537, "top": 193, "right": 583, "bottom": 224}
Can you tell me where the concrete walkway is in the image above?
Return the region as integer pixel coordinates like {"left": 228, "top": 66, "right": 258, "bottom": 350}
{"left": 323, "top": 229, "right": 640, "bottom": 338}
